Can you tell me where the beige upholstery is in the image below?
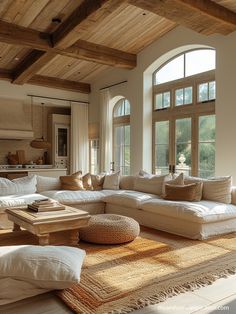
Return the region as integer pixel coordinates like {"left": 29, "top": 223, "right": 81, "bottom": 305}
{"left": 79, "top": 214, "right": 140, "bottom": 244}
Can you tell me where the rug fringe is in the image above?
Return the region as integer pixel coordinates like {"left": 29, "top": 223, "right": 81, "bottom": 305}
{"left": 107, "top": 266, "right": 236, "bottom": 314}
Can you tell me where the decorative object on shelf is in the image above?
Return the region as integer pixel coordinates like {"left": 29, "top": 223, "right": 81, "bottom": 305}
{"left": 30, "top": 99, "right": 51, "bottom": 149}
{"left": 7, "top": 152, "right": 18, "bottom": 165}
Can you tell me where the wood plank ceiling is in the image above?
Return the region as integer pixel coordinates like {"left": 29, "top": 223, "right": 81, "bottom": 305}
{"left": 0, "top": 0, "right": 235, "bottom": 93}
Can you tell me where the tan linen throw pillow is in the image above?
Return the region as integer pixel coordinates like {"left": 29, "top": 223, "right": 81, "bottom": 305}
{"left": 91, "top": 174, "right": 105, "bottom": 191}
{"left": 164, "top": 182, "right": 203, "bottom": 202}
{"left": 82, "top": 173, "right": 93, "bottom": 190}
{"left": 162, "top": 173, "right": 184, "bottom": 195}
{"left": 60, "top": 175, "right": 84, "bottom": 191}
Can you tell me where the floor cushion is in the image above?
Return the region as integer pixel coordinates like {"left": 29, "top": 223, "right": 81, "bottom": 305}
{"left": 79, "top": 214, "right": 140, "bottom": 244}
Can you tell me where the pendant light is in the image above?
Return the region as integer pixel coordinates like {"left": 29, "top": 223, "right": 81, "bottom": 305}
{"left": 30, "top": 99, "right": 51, "bottom": 149}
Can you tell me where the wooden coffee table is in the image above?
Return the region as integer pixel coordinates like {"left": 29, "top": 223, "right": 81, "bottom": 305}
{"left": 6, "top": 206, "right": 90, "bottom": 246}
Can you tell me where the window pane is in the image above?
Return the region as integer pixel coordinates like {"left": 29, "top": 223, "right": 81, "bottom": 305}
{"left": 155, "top": 121, "right": 169, "bottom": 175}
{"left": 199, "top": 143, "right": 215, "bottom": 178}
{"left": 198, "top": 115, "right": 215, "bottom": 178}
{"left": 184, "top": 87, "right": 192, "bottom": 104}
{"left": 114, "top": 99, "right": 130, "bottom": 117}
{"left": 155, "top": 92, "right": 170, "bottom": 110}
{"left": 199, "top": 115, "right": 215, "bottom": 141}
{"left": 198, "top": 83, "right": 208, "bottom": 102}
{"left": 176, "top": 118, "right": 192, "bottom": 175}
{"left": 155, "top": 55, "right": 184, "bottom": 84}
{"left": 175, "top": 88, "right": 184, "bottom": 106}
{"left": 155, "top": 93, "right": 163, "bottom": 109}
{"left": 124, "top": 125, "right": 130, "bottom": 145}
{"left": 124, "top": 99, "right": 131, "bottom": 115}
{"left": 114, "top": 125, "right": 130, "bottom": 175}
{"left": 185, "top": 49, "right": 216, "bottom": 76}
{"left": 163, "top": 92, "right": 170, "bottom": 108}
{"left": 155, "top": 121, "right": 169, "bottom": 144}
{"left": 209, "top": 81, "right": 216, "bottom": 100}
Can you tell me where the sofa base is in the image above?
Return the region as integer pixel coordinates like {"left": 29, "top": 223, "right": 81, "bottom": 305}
{"left": 105, "top": 204, "right": 236, "bottom": 240}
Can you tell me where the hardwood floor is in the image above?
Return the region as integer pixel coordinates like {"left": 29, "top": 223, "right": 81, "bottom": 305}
{"left": 0, "top": 228, "right": 235, "bottom": 314}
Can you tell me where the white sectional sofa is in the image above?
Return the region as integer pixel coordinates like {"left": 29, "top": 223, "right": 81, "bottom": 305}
{"left": 1, "top": 174, "right": 236, "bottom": 240}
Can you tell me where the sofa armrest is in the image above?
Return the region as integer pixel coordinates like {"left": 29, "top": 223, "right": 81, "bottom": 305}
{"left": 231, "top": 186, "right": 236, "bottom": 205}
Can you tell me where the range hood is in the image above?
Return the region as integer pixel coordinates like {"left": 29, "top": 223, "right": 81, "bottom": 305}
{"left": 0, "top": 129, "right": 34, "bottom": 140}
{"left": 0, "top": 98, "right": 34, "bottom": 140}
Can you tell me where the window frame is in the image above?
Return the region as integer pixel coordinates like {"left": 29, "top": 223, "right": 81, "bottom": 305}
{"left": 112, "top": 98, "right": 131, "bottom": 175}
{"left": 152, "top": 52, "right": 215, "bottom": 177}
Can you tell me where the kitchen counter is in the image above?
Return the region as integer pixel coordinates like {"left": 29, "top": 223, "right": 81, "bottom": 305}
{"left": 0, "top": 168, "right": 67, "bottom": 173}
{"left": 0, "top": 168, "right": 67, "bottom": 179}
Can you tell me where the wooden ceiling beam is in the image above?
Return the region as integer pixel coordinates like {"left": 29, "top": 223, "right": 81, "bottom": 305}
{"left": 128, "top": 0, "right": 236, "bottom": 35}
{"left": 0, "top": 20, "right": 51, "bottom": 49}
{"left": 0, "top": 69, "right": 11, "bottom": 81}
{"left": 12, "top": 51, "right": 57, "bottom": 85}
{"left": 28, "top": 75, "right": 91, "bottom": 94}
{"left": 0, "top": 69, "right": 90, "bottom": 93}
{"left": 60, "top": 39, "right": 136, "bottom": 69}
{"left": 52, "top": 0, "right": 124, "bottom": 49}
{"left": 0, "top": 20, "right": 136, "bottom": 69}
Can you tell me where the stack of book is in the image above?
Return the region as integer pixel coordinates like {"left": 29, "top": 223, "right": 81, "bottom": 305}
{"left": 28, "top": 199, "right": 65, "bottom": 212}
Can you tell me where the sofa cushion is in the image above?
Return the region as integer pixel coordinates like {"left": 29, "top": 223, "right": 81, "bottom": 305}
{"left": 203, "top": 176, "right": 232, "bottom": 204}
{"left": 0, "top": 175, "right": 37, "bottom": 196}
{"left": 119, "top": 175, "right": 135, "bottom": 190}
{"left": 134, "top": 175, "right": 166, "bottom": 195}
{"left": 164, "top": 182, "right": 203, "bottom": 202}
{"left": 162, "top": 173, "right": 184, "bottom": 194}
{"left": 91, "top": 174, "right": 105, "bottom": 190}
{"left": 0, "top": 193, "right": 47, "bottom": 213}
{"left": 185, "top": 175, "right": 232, "bottom": 204}
{"left": 140, "top": 198, "right": 236, "bottom": 223}
{"left": 103, "top": 191, "right": 159, "bottom": 209}
{"left": 60, "top": 174, "right": 85, "bottom": 191}
{"left": 103, "top": 172, "right": 120, "bottom": 190}
{"left": 36, "top": 175, "right": 61, "bottom": 193}
{"left": 41, "top": 190, "right": 106, "bottom": 205}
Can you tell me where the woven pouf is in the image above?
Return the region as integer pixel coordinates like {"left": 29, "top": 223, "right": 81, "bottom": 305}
{"left": 79, "top": 214, "right": 140, "bottom": 244}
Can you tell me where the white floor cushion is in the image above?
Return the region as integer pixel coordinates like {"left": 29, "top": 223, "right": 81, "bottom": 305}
{"left": 0, "top": 245, "right": 86, "bottom": 304}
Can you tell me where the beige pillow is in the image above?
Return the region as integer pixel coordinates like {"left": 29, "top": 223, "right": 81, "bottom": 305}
{"left": 164, "top": 182, "right": 203, "bottom": 202}
{"left": 91, "top": 174, "right": 105, "bottom": 191}
{"left": 119, "top": 175, "right": 135, "bottom": 190}
{"left": 202, "top": 176, "right": 232, "bottom": 204}
{"left": 60, "top": 174, "right": 84, "bottom": 190}
{"left": 36, "top": 175, "right": 61, "bottom": 193}
{"left": 103, "top": 172, "right": 120, "bottom": 190}
{"left": 185, "top": 175, "right": 232, "bottom": 203}
{"left": 134, "top": 175, "right": 166, "bottom": 195}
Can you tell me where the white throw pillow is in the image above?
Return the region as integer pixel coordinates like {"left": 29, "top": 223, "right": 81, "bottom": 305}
{"left": 103, "top": 172, "right": 120, "bottom": 190}
{"left": 0, "top": 175, "right": 37, "bottom": 196}
{"left": 134, "top": 174, "right": 167, "bottom": 195}
{"left": 0, "top": 245, "right": 86, "bottom": 290}
{"left": 36, "top": 175, "right": 61, "bottom": 193}
{"left": 203, "top": 176, "right": 232, "bottom": 204}
{"left": 185, "top": 175, "right": 232, "bottom": 204}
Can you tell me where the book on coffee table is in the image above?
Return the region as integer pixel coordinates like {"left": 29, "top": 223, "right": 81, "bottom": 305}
{"left": 28, "top": 199, "right": 65, "bottom": 212}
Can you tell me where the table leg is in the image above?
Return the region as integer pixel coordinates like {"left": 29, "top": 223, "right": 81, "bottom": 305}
{"left": 13, "top": 223, "right": 21, "bottom": 232}
{"left": 69, "top": 229, "right": 79, "bottom": 246}
{"left": 38, "top": 234, "right": 50, "bottom": 246}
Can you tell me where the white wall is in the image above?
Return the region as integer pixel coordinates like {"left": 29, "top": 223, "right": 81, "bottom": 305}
{"left": 89, "top": 26, "right": 236, "bottom": 182}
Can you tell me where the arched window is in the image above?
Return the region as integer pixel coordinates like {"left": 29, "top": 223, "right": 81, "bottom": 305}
{"left": 113, "top": 98, "right": 131, "bottom": 175}
{"left": 153, "top": 48, "right": 216, "bottom": 178}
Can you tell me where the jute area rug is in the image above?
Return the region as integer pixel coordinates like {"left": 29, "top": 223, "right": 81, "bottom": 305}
{"left": 57, "top": 230, "right": 236, "bottom": 314}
